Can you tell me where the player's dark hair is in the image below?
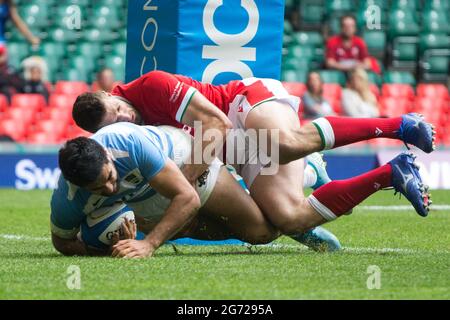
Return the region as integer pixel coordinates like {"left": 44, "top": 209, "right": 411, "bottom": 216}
{"left": 59, "top": 137, "right": 108, "bottom": 187}
{"left": 340, "top": 14, "right": 356, "bottom": 26}
{"left": 72, "top": 92, "right": 107, "bottom": 133}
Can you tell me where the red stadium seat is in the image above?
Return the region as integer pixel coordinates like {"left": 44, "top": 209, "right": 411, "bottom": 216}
{"left": 0, "top": 119, "right": 26, "bottom": 141}
{"left": 0, "top": 94, "right": 8, "bottom": 112}
{"left": 413, "top": 98, "right": 447, "bottom": 124}
{"left": 417, "top": 84, "right": 449, "bottom": 100}
{"left": 3, "top": 107, "right": 37, "bottom": 125}
{"left": 91, "top": 81, "right": 123, "bottom": 92}
{"left": 10, "top": 94, "right": 47, "bottom": 112}
{"left": 26, "top": 131, "right": 59, "bottom": 145}
{"left": 48, "top": 94, "right": 78, "bottom": 109}
{"left": 41, "top": 107, "right": 72, "bottom": 124}
{"left": 369, "top": 84, "right": 380, "bottom": 100}
{"left": 322, "top": 83, "right": 342, "bottom": 101}
{"left": 282, "top": 82, "right": 307, "bottom": 97}
{"left": 34, "top": 119, "right": 67, "bottom": 137}
{"left": 379, "top": 97, "right": 411, "bottom": 117}
{"left": 54, "top": 81, "right": 90, "bottom": 96}
{"left": 381, "top": 84, "right": 415, "bottom": 100}
{"left": 64, "top": 125, "right": 92, "bottom": 140}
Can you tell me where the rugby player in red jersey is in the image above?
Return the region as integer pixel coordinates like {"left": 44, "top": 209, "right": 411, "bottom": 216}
{"left": 72, "top": 70, "right": 435, "bottom": 256}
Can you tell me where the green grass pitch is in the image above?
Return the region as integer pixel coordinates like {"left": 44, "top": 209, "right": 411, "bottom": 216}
{"left": 0, "top": 189, "right": 449, "bottom": 300}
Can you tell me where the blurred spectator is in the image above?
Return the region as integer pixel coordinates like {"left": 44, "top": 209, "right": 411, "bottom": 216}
{"left": 95, "top": 68, "right": 116, "bottom": 93}
{"left": 0, "top": 45, "right": 24, "bottom": 102}
{"left": 21, "top": 56, "right": 49, "bottom": 102}
{"left": 302, "top": 71, "right": 335, "bottom": 119}
{"left": 0, "top": 0, "right": 40, "bottom": 46}
{"left": 342, "top": 68, "right": 380, "bottom": 118}
{"left": 325, "top": 15, "right": 371, "bottom": 72}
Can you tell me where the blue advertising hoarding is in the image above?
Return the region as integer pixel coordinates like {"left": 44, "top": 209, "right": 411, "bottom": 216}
{"left": 125, "top": 0, "right": 285, "bottom": 84}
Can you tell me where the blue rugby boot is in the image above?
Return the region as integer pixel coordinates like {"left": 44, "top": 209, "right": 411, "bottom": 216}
{"left": 389, "top": 152, "right": 432, "bottom": 217}
{"left": 291, "top": 226, "right": 342, "bottom": 252}
{"left": 398, "top": 113, "right": 436, "bottom": 154}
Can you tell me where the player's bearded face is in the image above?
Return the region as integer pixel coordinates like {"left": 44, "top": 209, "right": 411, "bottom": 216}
{"left": 102, "top": 96, "right": 140, "bottom": 127}
{"left": 86, "top": 161, "right": 119, "bottom": 196}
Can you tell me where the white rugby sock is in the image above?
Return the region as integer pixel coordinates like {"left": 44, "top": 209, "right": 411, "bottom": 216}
{"left": 312, "top": 118, "right": 336, "bottom": 150}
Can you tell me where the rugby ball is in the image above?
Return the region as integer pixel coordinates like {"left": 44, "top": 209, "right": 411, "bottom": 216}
{"left": 81, "top": 204, "right": 135, "bottom": 250}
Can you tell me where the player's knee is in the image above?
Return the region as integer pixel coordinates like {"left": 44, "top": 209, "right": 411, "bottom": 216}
{"left": 245, "top": 228, "right": 280, "bottom": 245}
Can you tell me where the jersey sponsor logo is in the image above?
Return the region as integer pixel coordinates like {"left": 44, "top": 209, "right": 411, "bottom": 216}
{"left": 169, "top": 81, "right": 184, "bottom": 103}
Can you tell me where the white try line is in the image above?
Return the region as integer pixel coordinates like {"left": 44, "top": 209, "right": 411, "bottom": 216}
{"left": 358, "top": 205, "right": 450, "bottom": 211}
{"left": 1, "top": 234, "right": 448, "bottom": 255}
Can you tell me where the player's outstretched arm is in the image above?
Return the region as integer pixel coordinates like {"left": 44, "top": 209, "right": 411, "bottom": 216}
{"left": 181, "top": 92, "right": 232, "bottom": 184}
{"left": 112, "top": 160, "right": 201, "bottom": 259}
{"left": 51, "top": 219, "right": 136, "bottom": 257}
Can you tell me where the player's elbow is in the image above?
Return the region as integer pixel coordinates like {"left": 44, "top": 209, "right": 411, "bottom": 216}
{"left": 51, "top": 233, "right": 76, "bottom": 256}
{"left": 182, "top": 190, "right": 201, "bottom": 216}
{"left": 208, "top": 114, "right": 232, "bottom": 134}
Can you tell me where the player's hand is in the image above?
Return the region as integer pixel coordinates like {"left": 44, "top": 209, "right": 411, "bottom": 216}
{"left": 111, "top": 218, "right": 137, "bottom": 246}
{"left": 111, "top": 239, "right": 154, "bottom": 259}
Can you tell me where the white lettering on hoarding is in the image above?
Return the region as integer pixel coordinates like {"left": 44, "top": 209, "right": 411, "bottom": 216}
{"left": 202, "top": 0, "right": 259, "bottom": 83}
{"left": 15, "top": 159, "right": 60, "bottom": 190}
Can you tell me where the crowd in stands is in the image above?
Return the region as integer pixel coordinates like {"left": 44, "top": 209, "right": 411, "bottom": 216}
{"left": 0, "top": 0, "right": 449, "bottom": 146}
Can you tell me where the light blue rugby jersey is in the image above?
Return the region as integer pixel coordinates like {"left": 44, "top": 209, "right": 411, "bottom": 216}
{"left": 50, "top": 123, "right": 174, "bottom": 238}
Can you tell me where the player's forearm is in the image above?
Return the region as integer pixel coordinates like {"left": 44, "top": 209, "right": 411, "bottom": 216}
{"left": 51, "top": 234, "right": 108, "bottom": 257}
{"left": 185, "top": 117, "right": 231, "bottom": 182}
{"left": 144, "top": 192, "right": 201, "bottom": 251}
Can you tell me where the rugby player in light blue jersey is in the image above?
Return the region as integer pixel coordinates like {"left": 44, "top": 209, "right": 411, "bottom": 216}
{"left": 51, "top": 123, "right": 280, "bottom": 257}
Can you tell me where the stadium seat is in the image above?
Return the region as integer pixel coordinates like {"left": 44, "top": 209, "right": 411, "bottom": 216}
{"left": 83, "top": 28, "right": 116, "bottom": 43}
{"left": 3, "top": 107, "right": 36, "bottom": 125}
{"left": 419, "top": 33, "right": 450, "bottom": 55}
{"left": 6, "top": 42, "right": 29, "bottom": 64}
{"left": 416, "top": 84, "right": 449, "bottom": 100}
{"left": 41, "top": 107, "right": 72, "bottom": 124}
{"left": 292, "top": 32, "right": 323, "bottom": 48}
{"left": 39, "top": 41, "right": 66, "bottom": 60}
{"left": 10, "top": 94, "right": 47, "bottom": 112}
{"left": 318, "top": 70, "right": 346, "bottom": 86}
{"left": 18, "top": 3, "right": 49, "bottom": 28}
{"left": 379, "top": 97, "right": 410, "bottom": 117}
{"left": 54, "top": 81, "right": 90, "bottom": 96}
{"left": 26, "top": 131, "right": 59, "bottom": 145}
{"left": 282, "top": 82, "right": 307, "bottom": 98}
{"left": 68, "top": 56, "right": 96, "bottom": 76}
{"left": 322, "top": 83, "right": 342, "bottom": 100}
{"left": 391, "top": 0, "right": 419, "bottom": 10}
{"left": 47, "top": 27, "right": 78, "bottom": 43}
{"left": 64, "top": 125, "right": 91, "bottom": 140}
{"left": 0, "top": 94, "right": 8, "bottom": 112}
{"left": 49, "top": 94, "right": 79, "bottom": 109}
{"left": 363, "top": 31, "right": 387, "bottom": 59}
{"left": 74, "top": 42, "right": 103, "bottom": 60}
{"left": 281, "top": 70, "right": 307, "bottom": 83}
{"left": 383, "top": 71, "right": 416, "bottom": 86}
{"left": 0, "top": 119, "right": 26, "bottom": 141}
{"left": 370, "top": 84, "right": 381, "bottom": 100}
{"left": 298, "top": 2, "right": 324, "bottom": 29}
{"left": 422, "top": 10, "right": 450, "bottom": 33}
{"left": 34, "top": 119, "right": 67, "bottom": 137}
{"left": 381, "top": 84, "right": 415, "bottom": 100}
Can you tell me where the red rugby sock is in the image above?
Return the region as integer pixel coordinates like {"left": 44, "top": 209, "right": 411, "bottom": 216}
{"left": 312, "top": 116, "right": 402, "bottom": 149}
{"left": 308, "top": 164, "right": 393, "bottom": 219}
